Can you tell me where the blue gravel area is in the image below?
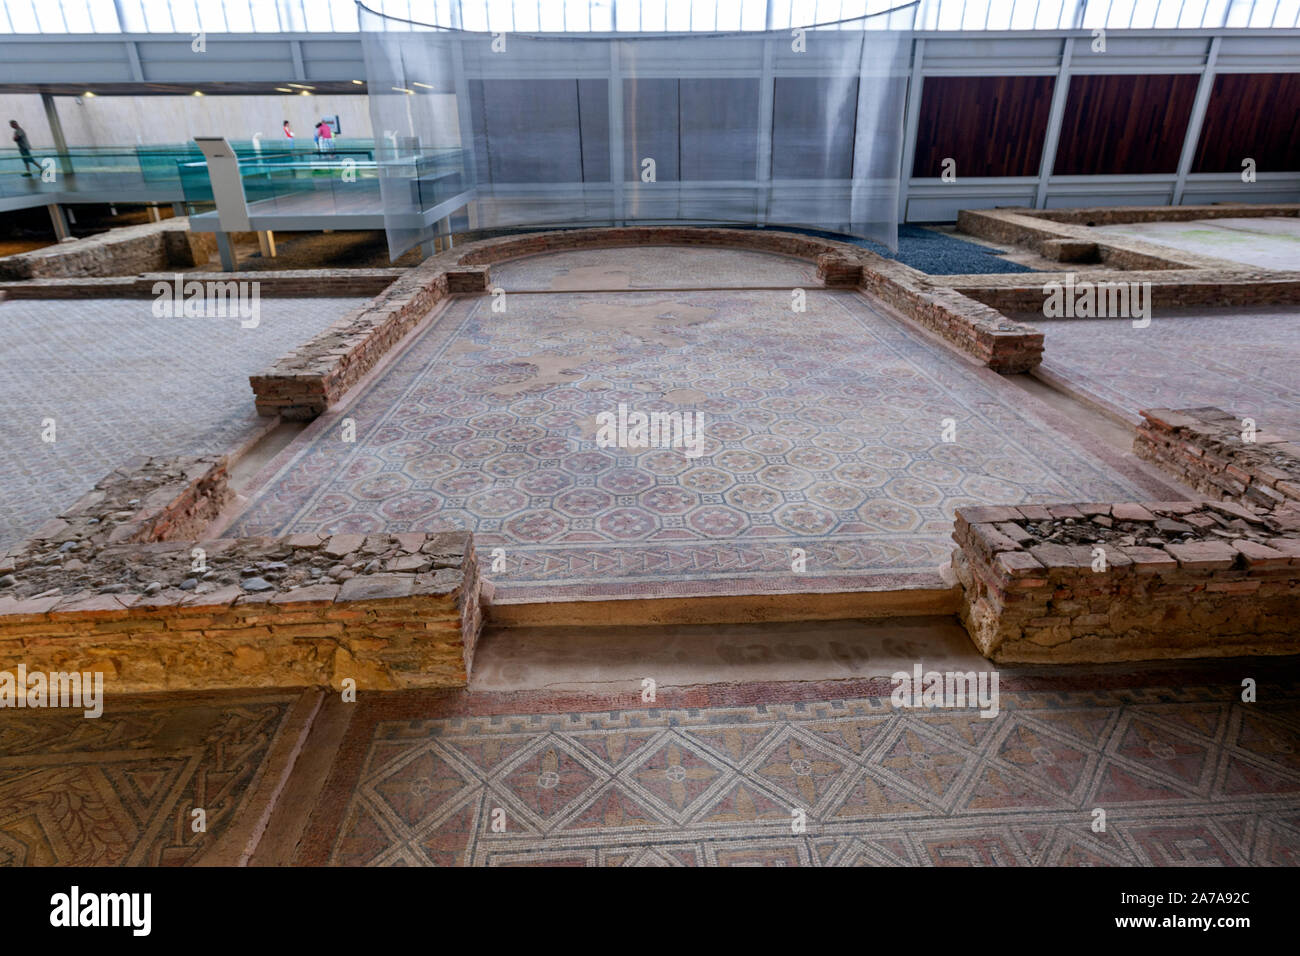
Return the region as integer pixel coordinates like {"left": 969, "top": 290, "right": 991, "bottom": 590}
{"left": 782, "top": 225, "right": 1037, "bottom": 275}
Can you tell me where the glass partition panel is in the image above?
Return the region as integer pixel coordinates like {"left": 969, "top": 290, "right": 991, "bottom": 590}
{"left": 359, "top": 2, "right": 917, "bottom": 260}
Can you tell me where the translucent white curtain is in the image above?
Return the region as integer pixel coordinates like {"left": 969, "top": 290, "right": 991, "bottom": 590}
{"left": 359, "top": 2, "right": 916, "bottom": 260}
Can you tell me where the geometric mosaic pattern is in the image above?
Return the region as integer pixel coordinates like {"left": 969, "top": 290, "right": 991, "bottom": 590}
{"left": 0, "top": 691, "right": 302, "bottom": 866}
{"left": 300, "top": 681, "right": 1300, "bottom": 866}
{"left": 0, "top": 296, "right": 371, "bottom": 552}
{"left": 230, "top": 284, "right": 1167, "bottom": 599}
{"left": 1037, "top": 308, "right": 1300, "bottom": 434}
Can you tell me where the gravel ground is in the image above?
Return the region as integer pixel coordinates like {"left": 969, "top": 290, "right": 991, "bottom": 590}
{"left": 234, "top": 230, "right": 421, "bottom": 271}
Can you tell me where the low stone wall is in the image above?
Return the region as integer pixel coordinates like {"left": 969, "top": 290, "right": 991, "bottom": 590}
{"left": 452, "top": 225, "right": 867, "bottom": 267}
{"left": 0, "top": 532, "right": 479, "bottom": 693}
{"left": 248, "top": 262, "right": 489, "bottom": 419}
{"left": 0, "top": 219, "right": 216, "bottom": 279}
{"left": 3, "top": 455, "right": 235, "bottom": 564}
{"left": 0, "top": 268, "right": 403, "bottom": 300}
{"left": 951, "top": 500, "right": 1300, "bottom": 663}
{"left": 1033, "top": 204, "right": 1300, "bottom": 227}
{"left": 858, "top": 260, "right": 1043, "bottom": 372}
{"left": 956, "top": 205, "right": 1300, "bottom": 274}
{"left": 953, "top": 273, "right": 1300, "bottom": 313}
{"left": 1135, "top": 407, "right": 1300, "bottom": 512}
{"left": 246, "top": 225, "right": 1050, "bottom": 421}
{"left": 0, "top": 456, "right": 481, "bottom": 692}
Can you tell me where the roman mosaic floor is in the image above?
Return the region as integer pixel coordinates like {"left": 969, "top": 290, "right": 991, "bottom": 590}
{"left": 0, "top": 296, "right": 370, "bottom": 553}
{"left": 229, "top": 260, "right": 1176, "bottom": 600}
{"left": 1091, "top": 217, "right": 1300, "bottom": 271}
{"left": 1034, "top": 307, "right": 1300, "bottom": 433}
{"left": 297, "top": 669, "right": 1300, "bottom": 866}
{"left": 4, "top": 662, "right": 1297, "bottom": 867}
{"left": 0, "top": 689, "right": 316, "bottom": 866}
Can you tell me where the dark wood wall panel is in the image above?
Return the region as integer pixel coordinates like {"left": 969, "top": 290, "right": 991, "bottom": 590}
{"left": 912, "top": 75, "right": 1055, "bottom": 178}
{"left": 1193, "top": 72, "right": 1300, "bottom": 173}
{"left": 1053, "top": 74, "right": 1199, "bottom": 175}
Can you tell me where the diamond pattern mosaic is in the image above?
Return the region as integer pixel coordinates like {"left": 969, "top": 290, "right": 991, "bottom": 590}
{"left": 303, "top": 682, "right": 1300, "bottom": 866}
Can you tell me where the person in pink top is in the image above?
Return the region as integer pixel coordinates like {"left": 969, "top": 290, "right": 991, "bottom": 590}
{"left": 319, "top": 119, "right": 334, "bottom": 153}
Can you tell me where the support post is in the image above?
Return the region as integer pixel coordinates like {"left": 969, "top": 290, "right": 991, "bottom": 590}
{"left": 755, "top": 37, "right": 775, "bottom": 225}
{"left": 1034, "top": 37, "right": 1074, "bottom": 209}
{"left": 608, "top": 41, "right": 624, "bottom": 226}
{"left": 257, "top": 230, "right": 277, "bottom": 258}
{"left": 40, "top": 92, "right": 73, "bottom": 178}
{"left": 215, "top": 232, "right": 237, "bottom": 271}
{"left": 1172, "top": 37, "right": 1222, "bottom": 207}
{"left": 47, "top": 203, "right": 71, "bottom": 241}
{"left": 897, "top": 38, "right": 925, "bottom": 224}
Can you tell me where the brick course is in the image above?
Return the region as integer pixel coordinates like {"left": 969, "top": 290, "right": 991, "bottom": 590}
{"left": 0, "top": 456, "right": 482, "bottom": 692}
{"left": 245, "top": 226, "right": 1051, "bottom": 418}
{"left": 0, "top": 219, "right": 216, "bottom": 279}
{"left": 951, "top": 499, "right": 1300, "bottom": 663}
{"left": 1135, "top": 406, "right": 1300, "bottom": 511}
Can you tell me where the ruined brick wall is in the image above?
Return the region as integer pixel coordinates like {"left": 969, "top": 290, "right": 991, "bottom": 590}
{"left": 0, "top": 219, "right": 216, "bottom": 279}
{"left": 1136, "top": 407, "right": 1300, "bottom": 511}
{"left": 951, "top": 501, "right": 1300, "bottom": 663}
{"left": 243, "top": 223, "right": 1060, "bottom": 424}
{"left": 451, "top": 225, "right": 867, "bottom": 266}
{"left": 858, "top": 262, "right": 1043, "bottom": 372}
{"left": 248, "top": 263, "right": 489, "bottom": 420}
{"left": 956, "top": 205, "right": 1300, "bottom": 275}
{"left": 1033, "top": 204, "right": 1300, "bottom": 227}
{"left": 0, "top": 456, "right": 481, "bottom": 692}
{"left": 955, "top": 275, "right": 1300, "bottom": 314}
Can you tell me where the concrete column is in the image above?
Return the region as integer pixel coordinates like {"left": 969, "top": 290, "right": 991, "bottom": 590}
{"left": 148, "top": 204, "right": 162, "bottom": 222}
{"left": 171, "top": 202, "right": 186, "bottom": 217}
{"left": 1034, "top": 38, "right": 1075, "bottom": 209}
{"left": 1173, "top": 37, "right": 1223, "bottom": 207}
{"left": 608, "top": 42, "right": 624, "bottom": 226}
{"left": 419, "top": 240, "right": 436, "bottom": 259}
{"left": 257, "top": 230, "right": 277, "bottom": 258}
{"left": 47, "top": 204, "right": 70, "bottom": 241}
{"left": 215, "top": 232, "right": 237, "bottom": 271}
{"left": 40, "top": 93, "right": 73, "bottom": 178}
{"left": 755, "top": 38, "right": 775, "bottom": 225}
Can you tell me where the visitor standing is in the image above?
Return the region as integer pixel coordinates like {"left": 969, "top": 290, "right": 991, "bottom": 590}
{"left": 283, "top": 120, "right": 293, "bottom": 141}
{"left": 10, "top": 120, "right": 41, "bottom": 176}
{"left": 319, "top": 119, "right": 334, "bottom": 153}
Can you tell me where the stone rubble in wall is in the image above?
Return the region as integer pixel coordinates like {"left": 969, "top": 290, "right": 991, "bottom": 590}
{"left": 0, "top": 218, "right": 215, "bottom": 279}
{"left": 1014, "top": 499, "right": 1292, "bottom": 551}
{"left": 1, "top": 532, "right": 468, "bottom": 605}
{"left": 1136, "top": 406, "right": 1300, "bottom": 511}
{"left": 0, "top": 455, "right": 232, "bottom": 592}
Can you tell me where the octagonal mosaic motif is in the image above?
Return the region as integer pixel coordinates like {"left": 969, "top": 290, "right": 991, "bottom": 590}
{"left": 230, "top": 284, "right": 1164, "bottom": 598}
